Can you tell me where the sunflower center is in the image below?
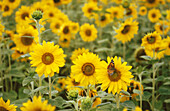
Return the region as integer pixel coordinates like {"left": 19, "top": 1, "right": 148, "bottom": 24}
{"left": 121, "top": 25, "right": 130, "bottom": 34}
{"left": 0, "top": 106, "right": 8, "bottom": 111}
{"left": 141, "top": 9, "right": 145, "bottom": 12}
{"left": 55, "top": 23, "right": 60, "bottom": 29}
{"left": 49, "top": 13, "right": 54, "bottom": 17}
{"left": 21, "top": 12, "right": 29, "bottom": 20}
{"left": 63, "top": 26, "right": 69, "bottom": 34}
{"left": 126, "top": 8, "right": 132, "bottom": 15}
{"left": 82, "top": 63, "right": 95, "bottom": 76}
{"left": 113, "top": 12, "right": 118, "bottom": 16}
{"left": 100, "top": 15, "right": 106, "bottom": 21}
{"left": 21, "top": 34, "right": 33, "bottom": 46}
{"left": 136, "top": 48, "right": 146, "bottom": 61}
{"left": 34, "top": 108, "right": 42, "bottom": 111}
{"left": 42, "top": 53, "right": 54, "bottom": 65}
{"left": 155, "top": 47, "right": 159, "bottom": 52}
{"left": 85, "top": 29, "right": 91, "bottom": 36}
{"left": 72, "top": 79, "right": 80, "bottom": 86}
{"left": 4, "top": 5, "right": 9, "bottom": 12}
{"left": 169, "top": 43, "right": 170, "bottom": 48}
{"left": 17, "top": 50, "right": 24, "bottom": 54}
{"left": 159, "top": 25, "right": 163, "bottom": 31}
{"left": 63, "top": 38, "right": 68, "bottom": 42}
{"left": 36, "top": 8, "right": 43, "bottom": 13}
{"left": 147, "top": 0, "right": 155, "bottom": 3}
{"left": 152, "top": 13, "right": 156, "bottom": 18}
{"left": 54, "top": 0, "right": 60, "bottom": 3}
{"left": 108, "top": 69, "right": 121, "bottom": 81}
{"left": 88, "top": 8, "right": 93, "bottom": 13}
{"left": 147, "top": 36, "right": 156, "bottom": 44}
{"left": 9, "top": 0, "right": 15, "bottom": 2}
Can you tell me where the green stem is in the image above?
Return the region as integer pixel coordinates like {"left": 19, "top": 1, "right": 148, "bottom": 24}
{"left": 152, "top": 63, "right": 156, "bottom": 111}
{"left": 39, "top": 77, "right": 41, "bottom": 96}
{"left": 49, "top": 76, "right": 52, "bottom": 99}
{"left": 123, "top": 43, "right": 126, "bottom": 60}
{"left": 139, "top": 75, "right": 142, "bottom": 109}
{"left": 7, "top": 45, "right": 12, "bottom": 91}
{"left": 116, "top": 93, "right": 120, "bottom": 110}
{"left": 0, "top": 41, "right": 4, "bottom": 92}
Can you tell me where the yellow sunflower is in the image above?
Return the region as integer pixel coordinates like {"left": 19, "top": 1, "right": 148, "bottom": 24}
{"left": 139, "top": 6, "right": 147, "bottom": 16}
{"left": 155, "top": 20, "right": 169, "bottom": 35}
{"left": 70, "top": 48, "right": 89, "bottom": 62}
{"left": 141, "top": 31, "right": 162, "bottom": 50}
{"left": 106, "top": 6, "right": 124, "bottom": 19}
{"left": 31, "top": 2, "right": 47, "bottom": 14}
{"left": 0, "top": 23, "right": 5, "bottom": 37}
{"left": 163, "top": 36, "right": 170, "bottom": 55}
{"left": 20, "top": 96, "right": 55, "bottom": 111}
{"left": 125, "top": 5, "right": 137, "bottom": 19}
{"left": 114, "top": 0, "right": 123, "bottom": 4}
{"left": 144, "top": 0, "right": 159, "bottom": 7}
{"left": 133, "top": 106, "right": 142, "bottom": 111}
{"left": 158, "top": 0, "right": 165, "bottom": 4}
{"left": 50, "top": 19, "right": 63, "bottom": 35}
{"left": 13, "top": 27, "right": 39, "bottom": 53}
{"left": 29, "top": 41, "right": 66, "bottom": 77}
{"left": 41, "top": 0, "right": 54, "bottom": 6}
{"left": 59, "top": 22, "right": 72, "bottom": 39}
{"left": 2, "top": 3, "right": 13, "bottom": 17}
{"left": 96, "top": 56, "right": 133, "bottom": 94}
{"left": 82, "top": 2, "right": 99, "bottom": 19}
{"left": 61, "top": 0, "right": 72, "bottom": 4}
{"left": 0, "top": 1, "right": 3, "bottom": 11}
{"left": 6, "top": 0, "right": 21, "bottom": 9}
{"left": 54, "top": 78, "right": 66, "bottom": 92}
{"left": 134, "top": 47, "right": 147, "bottom": 62}
{"left": 54, "top": 12, "right": 69, "bottom": 23}
{"left": 15, "top": 6, "right": 32, "bottom": 23}
{"left": 114, "top": 18, "right": 139, "bottom": 43}
{"left": 53, "top": 0, "right": 62, "bottom": 6}
{"left": 59, "top": 37, "right": 71, "bottom": 48}
{"left": 65, "top": 76, "right": 82, "bottom": 91}
{"left": 71, "top": 52, "right": 103, "bottom": 86}
{"left": 94, "top": 13, "right": 112, "bottom": 27}
{"left": 0, "top": 97, "right": 17, "bottom": 111}
{"left": 148, "top": 8, "right": 161, "bottom": 23}
{"left": 80, "top": 23, "right": 98, "bottom": 42}
{"left": 166, "top": 10, "right": 170, "bottom": 21}
{"left": 70, "top": 22, "right": 79, "bottom": 34}
{"left": 11, "top": 47, "right": 28, "bottom": 62}
{"left": 5, "top": 30, "right": 14, "bottom": 40}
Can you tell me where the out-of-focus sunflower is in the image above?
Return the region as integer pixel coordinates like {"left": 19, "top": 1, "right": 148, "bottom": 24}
{"left": 59, "top": 37, "right": 71, "bottom": 48}
{"left": 52, "top": 0, "right": 62, "bottom": 6}
{"left": 5, "top": 30, "right": 14, "bottom": 41}
{"left": 158, "top": 0, "right": 165, "bottom": 4}
{"left": 125, "top": 5, "right": 137, "bottom": 19}
{"left": 141, "top": 31, "right": 162, "bottom": 50}
{"left": 70, "top": 48, "right": 89, "bottom": 62}
{"left": 0, "top": 97, "right": 17, "bottom": 111}
{"left": 11, "top": 47, "right": 28, "bottom": 62}
{"left": 6, "top": 0, "right": 21, "bottom": 9}
{"left": 13, "top": 27, "right": 39, "bottom": 53}
{"left": 0, "top": 22, "right": 4, "bottom": 37}
{"left": 155, "top": 20, "right": 169, "bottom": 35}
{"left": 80, "top": 23, "right": 98, "bottom": 42}
{"left": 71, "top": 52, "right": 103, "bottom": 86}
{"left": 0, "top": 1, "right": 3, "bottom": 11}
{"left": 61, "top": 0, "right": 72, "bottom": 4}
{"left": 59, "top": 22, "right": 72, "bottom": 39}
{"left": 134, "top": 47, "right": 147, "bottom": 62}
{"left": 163, "top": 36, "right": 170, "bottom": 55}
{"left": 65, "top": 76, "right": 82, "bottom": 91}
{"left": 114, "top": 0, "right": 123, "bottom": 4}
{"left": 82, "top": 2, "right": 98, "bottom": 19}
{"left": 133, "top": 106, "right": 142, "bottom": 111}
{"left": 70, "top": 22, "right": 79, "bottom": 34}
{"left": 139, "top": 6, "right": 147, "bottom": 16}
{"left": 29, "top": 41, "right": 66, "bottom": 77}
{"left": 2, "top": 3, "right": 13, "bottom": 17}
{"left": 41, "top": 0, "right": 54, "bottom": 6}
{"left": 107, "top": 6, "right": 124, "bottom": 19}
{"left": 50, "top": 19, "right": 63, "bottom": 35}
{"left": 96, "top": 56, "right": 133, "bottom": 94}
{"left": 148, "top": 8, "right": 161, "bottom": 23}
{"left": 166, "top": 10, "right": 170, "bottom": 20}
{"left": 31, "top": 2, "right": 48, "bottom": 14}
{"left": 115, "top": 18, "right": 139, "bottom": 43}
{"left": 15, "top": 6, "right": 32, "bottom": 23}
{"left": 94, "top": 13, "right": 112, "bottom": 27}
{"left": 54, "top": 78, "right": 67, "bottom": 92}
{"left": 20, "top": 96, "right": 55, "bottom": 111}
{"left": 55, "top": 12, "right": 69, "bottom": 23}
{"left": 144, "top": 0, "right": 159, "bottom": 7}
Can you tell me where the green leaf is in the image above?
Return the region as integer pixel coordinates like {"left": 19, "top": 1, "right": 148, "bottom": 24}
{"left": 133, "top": 89, "right": 141, "bottom": 95}
{"left": 97, "top": 39, "right": 109, "bottom": 44}
{"left": 156, "top": 76, "right": 164, "bottom": 82}
{"left": 12, "top": 98, "right": 29, "bottom": 108}
{"left": 3, "top": 90, "right": 17, "bottom": 101}
{"left": 142, "top": 91, "right": 152, "bottom": 101}
{"left": 164, "top": 99, "right": 170, "bottom": 103}
{"left": 22, "top": 76, "right": 33, "bottom": 86}
{"left": 144, "top": 87, "right": 153, "bottom": 90}
{"left": 158, "top": 87, "right": 170, "bottom": 95}
{"left": 154, "top": 62, "right": 164, "bottom": 70}
{"left": 94, "top": 48, "right": 113, "bottom": 52}
{"left": 29, "top": 86, "right": 48, "bottom": 95}
{"left": 163, "top": 81, "right": 170, "bottom": 85}
{"left": 48, "top": 96, "right": 66, "bottom": 109}
{"left": 121, "top": 100, "right": 135, "bottom": 110}
{"left": 155, "top": 101, "right": 163, "bottom": 110}
{"left": 120, "top": 90, "right": 130, "bottom": 96}
{"left": 51, "top": 90, "right": 58, "bottom": 96}
{"left": 140, "top": 55, "right": 152, "bottom": 61}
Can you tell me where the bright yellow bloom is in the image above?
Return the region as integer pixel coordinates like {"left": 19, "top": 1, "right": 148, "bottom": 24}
{"left": 11, "top": 47, "right": 28, "bottom": 62}
{"left": 148, "top": 8, "right": 161, "bottom": 23}
{"left": 20, "top": 96, "right": 55, "bottom": 111}
{"left": 2, "top": 3, "right": 13, "bottom": 17}
{"left": 155, "top": 20, "right": 169, "bottom": 35}
{"left": 70, "top": 48, "right": 89, "bottom": 62}
{"left": 7, "top": 0, "right": 21, "bottom": 9}
{"left": 59, "top": 37, "right": 71, "bottom": 48}
{"left": 50, "top": 19, "right": 63, "bottom": 35}
{"left": 144, "top": 0, "right": 159, "bottom": 7}
{"left": 125, "top": 5, "right": 137, "bottom": 19}
{"left": 29, "top": 41, "right": 66, "bottom": 77}
{"left": 59, "top": 22, "right": 73, "bottom": 39}
{"left": 163, "top": 36, "right": 170, "bottom": 55}
{"left": 139, "top": 6, "right": 147, "bottom": 16}
{"left": 0, "top": 97, "right": 17, "bottom": 111}
{"left": 107, "top": 6, "right": 124, "bottom": 19}
{"left": 94, "top": 13, "right": 112, "bottom": 27}
{"left": 65, "top": 76, "right": 82, "bottom": 91}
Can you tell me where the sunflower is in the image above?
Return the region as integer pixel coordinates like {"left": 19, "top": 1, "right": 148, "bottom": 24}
{"left": 139, "top": 6, "right": 147, "bottom": 16}
{"left": 125, "top": 5, "right": 137, "bottom": 19}
{"left": 106, "top": 6, "right": 124, "bottom": 19}
{"left": 29, "top": 41, "right": 66, "bottom": 77}
{"left": 144, "top": 0, "right": 159, "bottom": 7}
{"left": 80, "top": 23, "right": 98, "bottom": 42}
{"left": 71, "top": 52, "right": 103, "bottom": 86}
{"left": 120, "top": 93, "right": 130, "bottom": 102}
{"left": 59, "top": 37, "right": 71, "bottom": 48}
{"left": 133, "top": 106, "right": 142, "bottom": 111}
{"left": 53, "top": 0, "right": 62, "bottom": 6}
{"left": 114, "top": 18, "right": 139, "bottom": 43}
{"left": 50, "top": 19, "right": 63, "bottom": 35}
{"left": 166, "top": 10, "right": 170, "bottom": 21}
{"left": 15, "top": 6, "right": 32, "bottom": 23}
{"left": 96, "top": 56, "right": 133, "bottom": 94}
{"left": 148, "top": 8, "right": 161, "bottom": 23}
{"left": 158, "top": 0, "right": 165, "bottom": 4}
{"left": 163, "top": 36, "right": 170, "bottom": 55}
{"left": 154, "top": 20, "right": 169, "bottom": 35}
{"left": 6, "top": 0, "right": 21, "bottom": 9}
{"left": 13, "top": 27, "right": 39, "bottom": 53}
{"left": 82, "top": 2, "right": 98, "bottom": 19}
{"left": 55, "top": 12, "right": 69, "bottom": 23}
{"left": 70, "top": 48, "right": 89, "bottom": 62}
{"left": 141, "top": 31, "right": 162, "bottom": 50}
{"left": 54, "top": 78, "right": 66, "bottom": 91}
{"left": 20, "top": 96, "right": 55, "bottom": 111}
{"left": 2, "top": 3, "right": 13, "bottom": 17}
{"left": 61, "top": 0, "right": 72, "bottom": 4}
{"left": 134, "top": 47, "right": 147, "bottom": 62}
{"left": 65, "top": 76, "right": 82, "bottom": 91}
{"left": 94, "top": 13, "right": 112, "bottom": 27}
{"left": 5, "top": 30, "right": 14, "bottom": 40}
{"left": 0, "top": 1, "right": 3, "bottom": 10}
{"left": 59, "top": 22, "right": 72, "bottom": 39}
{"left": 70, "top": 22, "right": 79, "bottom": 34}
{"left": 41, "top": 0, "right": 54, "bottom": 6}
{"left": 0, "top": 97, "right": 17, "bottom": 111}
{"left": 0, "top": 23, "right": 4, "bottom": 36}
{"left": 114, "top": 0, "right": 123, "bottom": 4}
{"left": 31, "top": 2, "right": 48, "bottom": 16}
{"left": 11, "top": 47, "right": 28, "bottom": 62}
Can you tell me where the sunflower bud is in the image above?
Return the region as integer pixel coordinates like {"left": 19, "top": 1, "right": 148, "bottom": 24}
{"left": 67, "top": 89, "right": 78, "bottom": 100}
{"left": 32, "top": 10, "right": 43, "bottom": 20}
{"left": 122, "top": 0, "right": 130, "bottom": 8}
{"left": 81, "top": 96, "right": 92, "bottom": 110}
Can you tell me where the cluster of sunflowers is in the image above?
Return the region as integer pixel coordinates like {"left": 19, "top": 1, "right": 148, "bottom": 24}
{"left": 0, "top": 0, "right": 170, "bottom": 111}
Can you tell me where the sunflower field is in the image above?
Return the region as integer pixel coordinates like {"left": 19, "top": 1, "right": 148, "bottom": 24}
{"left": 0, "top": 0, "right": 170, "bottom": 111}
